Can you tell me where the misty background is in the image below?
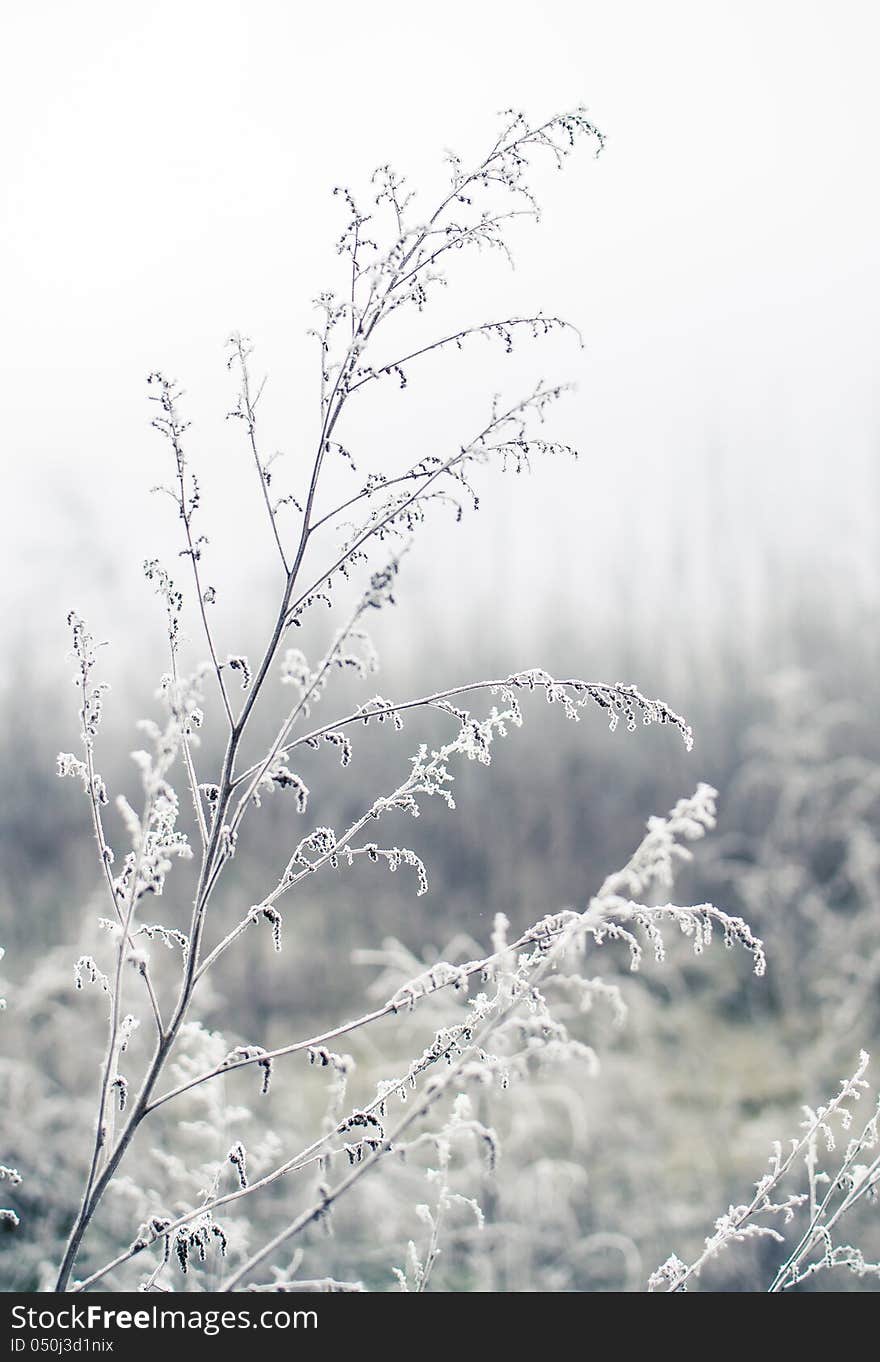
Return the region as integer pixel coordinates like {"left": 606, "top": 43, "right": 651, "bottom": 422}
{"left": 1, "top": 1, "right": 879, "bottom": 1291}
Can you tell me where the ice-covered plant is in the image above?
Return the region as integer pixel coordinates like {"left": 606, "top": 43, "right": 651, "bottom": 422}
{"left": 48, "top": 108, "right": 762, "bottom": 1293}
{"left": 651, "top": 1050, "right": 880, "bottom": 1291}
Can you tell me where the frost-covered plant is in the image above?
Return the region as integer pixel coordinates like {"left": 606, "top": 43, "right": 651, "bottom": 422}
{"left": 47, "top": 108, "right": 760, "bottom": 1293}
{"left": 66, "top": 785, "right": 763, "bottom": 1293}
{"left": 651, "top": 1050, "right": 880, "bottom": 1291}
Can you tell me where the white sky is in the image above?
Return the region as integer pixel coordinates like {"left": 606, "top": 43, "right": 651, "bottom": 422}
{"left": 2, "top": 1, "right": 879, "bottom": 683}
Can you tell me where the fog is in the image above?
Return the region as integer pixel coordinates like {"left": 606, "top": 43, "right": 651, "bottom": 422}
{"left": 3, "top": 1, "right": 879, "bottom": 670}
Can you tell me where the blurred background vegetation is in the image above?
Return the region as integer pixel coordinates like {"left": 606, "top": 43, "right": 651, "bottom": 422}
{"left": 2, "top": 539, "right": 878, "bottom": 1291}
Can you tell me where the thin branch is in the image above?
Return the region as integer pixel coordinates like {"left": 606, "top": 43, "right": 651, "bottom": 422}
{"left": 232, "top": 672, "right": 680, "bottom": 793}
{"left": 147, "top": 914, "right": 574, "bottom": 1115}
{"left": 218, "top": 891, "right": 580, "bottom": 1292}
{"left": 148, "top": 375, "right": 236, "bottom": 731}
{"left": 345, "top": 315, "right": 582, "bottom": 397}
{"left": 283, "top": 388, "right": 563, "bottom": 628}
{"left": 227, "top": 335, "right": 290, "bottom": 575}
